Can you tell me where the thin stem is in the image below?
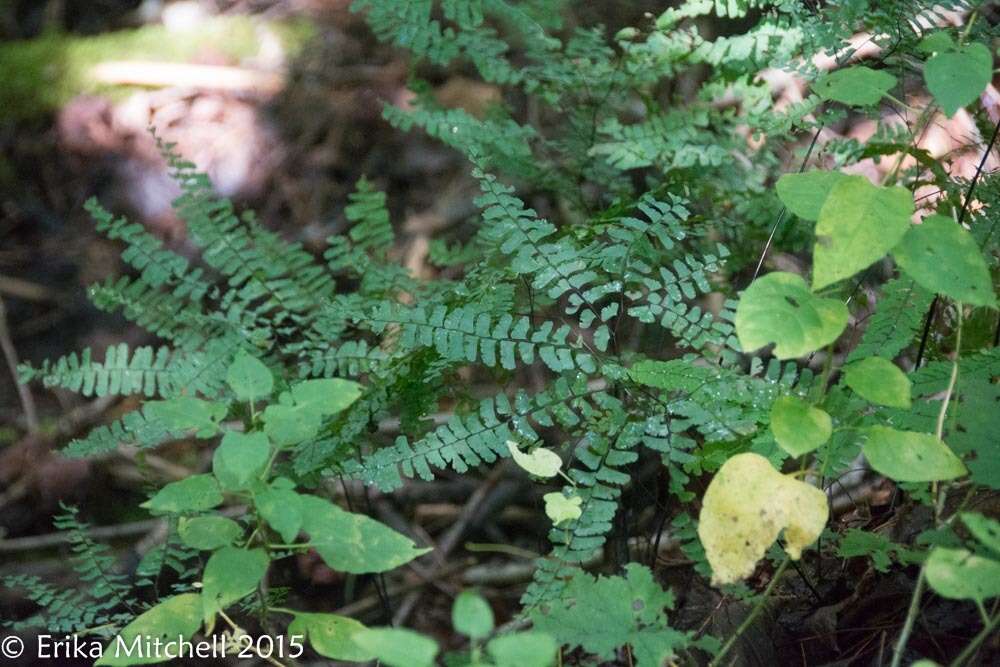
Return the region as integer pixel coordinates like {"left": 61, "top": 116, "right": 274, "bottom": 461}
{"left": 890, "top": 566, "right": 926, "bottom": 667}
{"left": 708, "top": 557, "right": 789, "bottom": 667}
{"left": 933, "top": 303, "right": 962, "bottom": 524}
{"left": 949, "top": 611, "right": 1000, "bottom": 667}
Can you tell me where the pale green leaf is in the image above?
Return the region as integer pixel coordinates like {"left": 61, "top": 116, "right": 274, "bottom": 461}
{"left": 917, "top": 31, "right": 955, "bottom": 54}
{"left": 226, "top": 351, "right": 273, "bottom": 402}
{"left": 735, "top": 272, "right": 848, "bottom": 359}
{"left": 925, "top": 547, "right": 1000, "bottom": 601}
{"left": 813, "top": 177, "right": 913, "bottom": 290}
{"left": 891, "top": 214, "right": 997, "bottom": 308}
{"left": 255, "top": 486, "right": 303, "bottom": 544}
{"left": 544, "top": 492, "right": 583, "bottom": 526}
{"left": 141, "top": 474, "right": 223, "bottom": 515}
{"left": 290, "top": 378, "right": 363, "bottom": 414}
{"left": 288, "top": 613, "right": 374, "bottom": 662}
{"left": 698, "top": 453, "right": 828, "bottom": 585}
{"left": 507, "top": 440, "right": 563, "bottom": 477}
{"left": 862, "top": 426, "right": 967, "bottom": 482}
{"left": 843, "top": 357, "right": 912, "bottom": 408}
{"left": 96, "top": 594, "right": 202, "bottom": 666}
{"left": 487, "top": 632, "right": 558, "bottom": 667}
{"left": 178, "top": 516, "right": 243, "bottom": 550}
{"left": 775, "top": 170, "right": 848, "bottom": 221}
{"left": 962, "top": 512, "right": 1000, "bottom": 556}
{"left": 201, "top": 547, "right": 269, "bottom": 630}
{"left": 813, "top": 66, "right": 896, "bottom": 106}
{"left": 452, "top": 590, "right": 494, "bottom": 639}
{"left": 212, "top": 431, "right": 271, "bottom": 491}
{"left": 353, "top": 628, "right": 438, "bottom": 667}
{"left": 262, "top": 379, "right": 363, "bottom": 447}
{"left": 144, "top": 397, "right": 226, "bottom": 437}
{"left": 924, "top": 43, "right": 992, "bottom": 117}
{"left": 770, "top": 396, "right": 832, "bottom": 457}
{"left": 298, "top": 495, "right": 431, "bottom": 573}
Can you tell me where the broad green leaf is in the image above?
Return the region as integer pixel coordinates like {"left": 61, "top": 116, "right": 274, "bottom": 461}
{"left": 178, "top": 516, "right": 243, "bottom": 550}
{"left": 813, "top": 177, "right": 913, "bottom": 290}
{"left": 141, "top": 474, "right": 223, "bottom": 515}
{"left": 255, "top": 486, "right": 303, "bottom": 544}
{"left": 544, "top": 491, "right": 583, "bottom": 526}
{"left": 487, "top": 632, "right": 558, "bottom": 667}
{"left": 862, "top": 426, "right": 967, "bottom": 482}
{"left": 212, "top": 431, "right": 271, "bottom": 491}
{"left": 962, "top": 512, "right": 1000, "bottom": 555}
{"left": 924, "top": 43, "right": 992, "bottom": 117}
{"left": 96, "top": 594, "right": 202, "bottom": 666}
{"left": 353, "top": 628, "right": 438, "bottom": 667}
{"left": 262, "top": 379, "right": 363, "bottom": 447}
{"left": 144, "top": 397, "right": 226, "bottom": 437}
{"left": 735, "top": 272, "right": 848, "bottom": 359}
{"left": 298, "top": 495, "right": 431, "bottom": 573}
{"left": 529, "top": 563, "right": 688, "bottom": 666}
{"left": 698, "top": 453, "right": 828, "bottom": 585}
{"left": 507, "top": 440, "right": 562, "bottom": 477}
{"left": 262, "top": 402, "right": 320, "bottom": 446}
{"left": 452, "top": 590, "right": 494, "bottom": 639}
{"left": 813, "top": 66, "right": 896, "bottom": 106}
{"left": 226, "top": 351, "right": 273, "bottom": 402}
{"left": 290, "top": 378, "right": 363, "bottom": 414}
{"left": 891, "top": 214, "right": 997, "bottom": 308}
{"left": 288, "top": 613, "right": 374, "bottom": 662}
{"left": 925, "top": 547, "right": 1000, "bottom": 601}
{"left": 843, "top": 357, "right": 912, "bottom": 408}
{"left": 775, "top": 170, "right": 848, "bottom": 221}
{"left": 770, "top": 396, "right": 832, "bottom": 456}
{"left": 201, "top": 547, "right": 269, "bottom": 631}
{"left": 917, "top": 31, "right": 955, "bottom": 54}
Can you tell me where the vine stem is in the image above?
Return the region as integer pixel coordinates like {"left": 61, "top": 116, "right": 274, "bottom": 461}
{"left": 708, "top": 557, "right": 789, "bottom": 667}
{"left": 890, "top": 566, "right": 926, "bottom": 667}
{"left": 948, "top": 611, "right": 1000, "bottom": 667}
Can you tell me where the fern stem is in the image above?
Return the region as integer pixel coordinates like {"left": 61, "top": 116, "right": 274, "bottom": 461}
{"left": 707, "top": 557, "right": 789, "bottom": 667}
{"left": 889, "top": 565, "right": 926, "bottom": 667}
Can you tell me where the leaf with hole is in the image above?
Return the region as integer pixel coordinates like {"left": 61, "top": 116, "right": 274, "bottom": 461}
{"left": 843, "top": 357, "right": 912, "bottom": 408}
{"left": 698, "top": 453, "right": 828, "bottom": 585}
{"left": 812, "top": 66, "right": 896, "bottom": 106}
{"left": 770, "top": 396, "right": 832, "bottom": 457}
{"left": 735, "top": 272, "right": 848, "bottom": 359}
{"left": 813, "top": 177, "right": 913, "bottom": 290}
{"left": 891, "top": 214, "right": 997, "bottom": 308}
{"left": 862, "top": 426, "right": 966, "bottom": 482}
{"left": 925, "top": 547, "right": 1000, "bottom": 601}
{"left": 924, "top": 42, "right": 992, "bottom": 117}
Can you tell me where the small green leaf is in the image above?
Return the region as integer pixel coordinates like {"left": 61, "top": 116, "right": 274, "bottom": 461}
{"left": 775, "top": 170, "right": 849, "bottom": 221}
{"left": 770, "top": 396, "right": 832, "bottom": 457}
{"left": 213, "top": 431, "right": 271, "bottom": 491}
{"left": 141, "top": 474, "right": 223, "bottom": 515}
{"left": 226, "top": 351, "right": 274, "bottom": 402}
{"left": 698, "top": 453, "right": 828, "bottom": 585}
{"left": 507, "top": 440, "right": 563, "bottom": 477}
{"left": 962, "top": 512, "right": 1000, "bottom": 556}
{"left": 262, "top": 379, "right": 363, "bottom": 447}
{"left": 201, "top": 547, "right": 269, "bottom": 631}
{"left": 924, "top": 42, "right": 992, "bottom": 117}
{"left": 452, "top": 590, "right": 494, "bottom": 639}
{"left": 925, "top": 547, "right": 1000, "bottom": 601}
{"left": 544, "top": 491, "right": 584, "bottom": 526}
{"left": 144, "top": 397, "right": 226, "bottom": 437}
{"left": 353, "top": 628, "right": 438, "bottom": 667}
{"left": 96, "top": 594, "right": 202, "bottom": 666}
{"left": 862, "top": 426, "right": 967, "bottom": 482}
{"left": 891, "top": 214, "right": 997, "bottom": 308}
{"left": 255, "top": 486, "right": 303, "bottom": 544}
{"left": 298, "top": 495, "right": 431, "bottom": 573}
{"left": 178, "top": 516, "right": 243, "bottom": 550}
{"left": 290, "top": 378, "right": 363, "bottom": 414}
{"left": 918, "top": 31, "right": 955, "bottom": 54}
{"left": 813, "top": 177, "right": 913, "bottom": 290}
{"left": 288, "top": 613, "right": 374, "bottom": 662}
{"left": 735, "top": 272, "right": 848, "bottom": 359}
{"left": 813, "top": 66, "right": 896, "bottom": 106}
{"left": 843, "top": 357, "right": 912, "bottom": 408}
{"left": 487, "top": 632, "right": 558, "bottom": 667}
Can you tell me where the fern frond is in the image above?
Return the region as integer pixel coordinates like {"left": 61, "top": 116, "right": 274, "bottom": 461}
{"left": 846, "top": 278, "right": 933, "bottom": 363}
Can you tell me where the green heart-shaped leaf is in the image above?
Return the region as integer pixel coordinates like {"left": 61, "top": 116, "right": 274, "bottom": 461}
{"left": 924, "top": 42, "right": 992, "bottom": 117}
{"left": 770, "top": 396, "right": 832, "bottom": 457}
{"left": 843, "top": 357, "right": 912, "bottom": 408}
{"left": 862, "top": 426, "right": 967, "bottom": 482}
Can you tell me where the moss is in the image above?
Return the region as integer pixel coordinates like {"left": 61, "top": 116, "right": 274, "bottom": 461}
{"left": 0, "top": 16, "right": 315, "bottom": 120}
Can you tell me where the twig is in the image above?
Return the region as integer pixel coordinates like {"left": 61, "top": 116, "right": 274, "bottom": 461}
{"left": 889, "top": 566, "right": 926, "bottom": 667}
{"left": 0, "top": 295, "right": 38, "bottom": 433}
{"left": 708, "top": 557, "right": 790, "bottom": 667}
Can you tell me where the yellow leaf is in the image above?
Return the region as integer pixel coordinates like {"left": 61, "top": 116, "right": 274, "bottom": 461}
{"left": 543, "top": 492, "right": 583, "bottom": 525}
{"left": 698, "top": 453, "right": 828, "bottom": 586}
{"left": 507, "top": 440, "right": 562, "bottom": 478}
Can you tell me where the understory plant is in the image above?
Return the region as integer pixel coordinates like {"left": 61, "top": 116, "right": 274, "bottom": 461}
{"left": 9, "top": 0, "right": 1000, "bottom": 665}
